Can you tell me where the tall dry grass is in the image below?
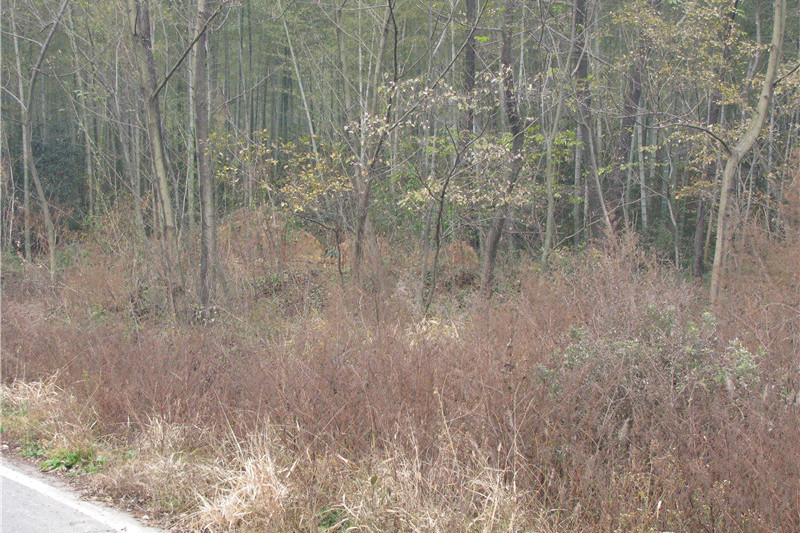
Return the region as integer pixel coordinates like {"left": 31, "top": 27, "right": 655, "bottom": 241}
{"left": 2, "top": 227, "right": 798, "bottom": 531}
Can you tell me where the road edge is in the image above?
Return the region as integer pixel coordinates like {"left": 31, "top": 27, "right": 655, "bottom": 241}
{"left": 1, "top": 457, "right": 167, "bottom": 533}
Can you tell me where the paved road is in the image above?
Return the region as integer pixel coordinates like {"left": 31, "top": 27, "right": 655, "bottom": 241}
{"left": 1, "top": 458, "right": 166, "bottom": 533}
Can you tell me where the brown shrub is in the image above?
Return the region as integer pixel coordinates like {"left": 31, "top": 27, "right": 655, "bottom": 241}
{"left": 218, "top": 208, "right": 326, "bottom": 280}
{"left": 60, "top": 242, "right": 137, "bottom": 314}
{"left": 2, "top": 232, "right": 799, "bottom": 531}
{"left": 442, "top": 240, "right": 480, "bottom": 272}
{"left": 336, "top": 234, "right": 390, "bottom": 269}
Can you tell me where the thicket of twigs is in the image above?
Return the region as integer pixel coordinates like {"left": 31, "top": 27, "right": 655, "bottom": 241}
{"left": 2, "top": 222, "right": 798, "bottom": 532}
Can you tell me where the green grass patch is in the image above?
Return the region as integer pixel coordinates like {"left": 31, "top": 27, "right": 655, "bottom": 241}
{"left": 40, "top": 448, "right": 105, "bottom": 474}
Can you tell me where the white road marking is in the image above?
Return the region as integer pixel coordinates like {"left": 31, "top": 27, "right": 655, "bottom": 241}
{"left": 0, "top": 460, "right": 164, "bottom": 532}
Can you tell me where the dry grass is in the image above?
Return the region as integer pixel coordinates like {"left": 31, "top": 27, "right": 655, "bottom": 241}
{"left": 2, "top": 226, "right": 799, "bottom": 531}
{"left": 189, "top": 428, "right": 290, "bottom": 531}
{"left": 1, "top": 376, "right": 102, "bottom": 473}
{"left": 87, "top": 417, "right": 215, "bottom": 518}
{"left": 1, "top": 377, "right": 96, "bottom": 451}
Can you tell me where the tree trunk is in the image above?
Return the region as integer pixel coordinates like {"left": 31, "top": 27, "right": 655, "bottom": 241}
{"left": 463, "top": 0, "right": 476, "bottom": 134}
{"left": 542, "top": 19, "right": 575, "bottom": 264}
{"left": 692, "top": 198, "right": 706, "bottom": 276}
{"left": 571, "top": 0, "right": 613, "bottom": 240}
{"left": 573, "top": 138, "right": 584, "bottom": 245}
{"left": 710, "top": 0, "right": 785, "bottom": 304}
{"left": 278, "top": 0, "right": 318, "bottom": 160}
{"left": 606, "top": 65, "right": 642, "bottom": 221}
{"left": 479, "top": 0, "right": 525, "bottom": 297}
{"left": 195, "top": 0, "right": 216, "bottom": 308}
{"left": 185, "top": 35, "right": 197, "bottom": 240}
{"left": 128, "top": 0, "right": 185, "bottom": 317}
{"left": 351, "top": 0, "right": 394, "bottom": 278}
{"left": 572, "top": 0, "right": 587, "bottom": 247}
{"left": 636, "top": 105, "right": 648, "bottom": 230}
{"left": 335, "top": 2, "right": 352, "bottom": 126}
{"left": 67, "top": 7, "right": 97, "bottom": 221}
{"left": 11, "top": 0, "right": 68, "bottom": 280}
{"left": 542, "top": 89, "right": 565, "bottom": 264}
{"left": 11, "top": 13, "right": 32, "bottom": 261}
{"left": 693, "top": 4, "right": 738, "bottom": 277}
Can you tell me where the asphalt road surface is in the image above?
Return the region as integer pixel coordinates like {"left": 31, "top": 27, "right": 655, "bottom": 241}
{"left": 1, "top": 458, "right": 165, "bottom": 533}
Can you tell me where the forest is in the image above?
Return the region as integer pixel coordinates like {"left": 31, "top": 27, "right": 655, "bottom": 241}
{"left": 2, "top": 0, "right": 799, "bottom": 530}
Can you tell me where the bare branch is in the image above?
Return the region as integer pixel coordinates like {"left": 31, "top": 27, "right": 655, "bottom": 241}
{"left": 152, "top": 1, "right": 227, "bottom": 100}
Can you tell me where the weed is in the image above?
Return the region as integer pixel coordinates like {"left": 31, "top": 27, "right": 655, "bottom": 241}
{"left": 715, "top": 338, "right": 763, "bottom": 391}
{"left": 40, "top": 448, "right": 105, "bottom": 474}
{"left": 1, "top": 231, "right": 798, "bottom": 531}
{"left": 20, "top": 439, "right": 45, "bottom": 459}
{"left": 317, "top": 507, "right": 349, "bottom": 531}
{"left": 1, "top": 248, "right": 24, "bottom": 273}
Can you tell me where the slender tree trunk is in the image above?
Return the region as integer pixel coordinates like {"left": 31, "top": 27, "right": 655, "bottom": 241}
{"left": 278, "top": 0, "right": 318, "bottom": 159}
{"left": 583, "top": 118, "right": 614, "bottom": 237}
{"left": 246, "top": 0, "right": 255, "bottom": 137}
{"left": 606, "top": 65, "right": 642, "bottom": 221}
{"left": 11, "top": 0, "right": 68, "bottom": 279}
{"left": 11, "top": 13, "right": 32, "bottom": 261}
{"left": 623, "top": 126, "right": 635, "bottom": 226}
{"left": 542, "top": 24, "right": 576, "bottom": 264}
{"left": 22, "top": 121, "right": 56, "bottom": 278}
{"left": 128, "top": 0, "right": 185, "bottom": 317}
{"left": 237, "top": 6, "right": 245, "bottom": 128}
{"left": 67, "top": 8, "right": 96, "bottom": 221}
{"left": 463, "top": 0, "right": 476, "bottom": 134}
{"left": 542, "top": 88, "right": 565, "bottom": 264}
{"left": 710, "top": 0, "right": 785, "bottom": 303}
{"left": 352, "top": 0, "right": 394, "bottom": 278}
{"left": 422, "top": 170, "right": 456, "bottom": 314}
{"left": 195, "top": 0, "right": 216, "bottom": 308}
{"left": 637, "top": 106, "right": 648, "bottom": 230}
{"left": 692, "top": 198, "right": 706, "bottom": 275}
{"left": 573, "top": 139, "right": 584, "bottom": 245}
{"left": 185, "top": 33, "right": 197, "bottom": 240}
{"left": 571, "top": 0, "right": 613, "bottom": 240}
{"left": 479, "top": 0, "right": 525, "bottom": 296}
{"left": 572, "top": 0, "right": 588, "bottom": 243}
{"left": 335, "top": 2, "right": 352, "bottom": 126}
{"left": 1, "top": 135, "right": 15, "bottom": 251}
{"left": 663, "top": 153, "right": 681, "bottom": 265}
{"left": 132, "top": 121, "right": 145, "bottom": 235}
{"left": 694, "top": 2, "right": 738, "bottom": 277}
{"left": 108, "top": 46, "right": 144, "bottom": 237}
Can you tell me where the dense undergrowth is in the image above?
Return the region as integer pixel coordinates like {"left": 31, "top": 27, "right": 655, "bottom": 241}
{"left": 2, "top": 220, "right": 799, "bottom": 532}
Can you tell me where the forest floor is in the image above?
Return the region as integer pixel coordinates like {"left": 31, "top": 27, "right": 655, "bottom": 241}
{"left": 1, "top": 225, "right": 799, "bottom": 532}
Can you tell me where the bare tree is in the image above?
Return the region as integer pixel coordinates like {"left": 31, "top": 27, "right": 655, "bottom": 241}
{"left": 194, "top": 0, "right": 216, "bottom": 308}
{"left": 127, "top": 0, "right": 185, "bottom": 316}
{"left": 710, "top": 0, "right": 785, "bottom": 304}
{"left": 479, "top": 0, "right": 526, "bottom": 297}
{"left": 9, "top": 0, "right": 69, "bottom": 279}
